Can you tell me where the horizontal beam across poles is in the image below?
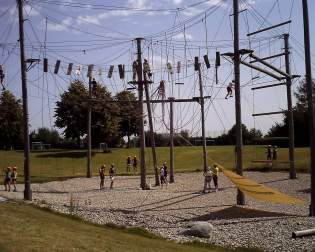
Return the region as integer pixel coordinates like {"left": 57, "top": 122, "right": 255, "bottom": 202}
{"left": 249, "top": 54, "right": 291, "bottom": 78}
{"left": 247, "top": 20, "right": 291, "bottom": 36}
{"left": 251, "top": 82, "right": 286, "bottom": 90}
{"left": 250, "top": 52, "right": 287, "bottom": 63}
{"left": 252, "top": 110, "right": 287, "bottom": 117}
{"left": 240, "top": 60, "right": 283, "bottom": 81}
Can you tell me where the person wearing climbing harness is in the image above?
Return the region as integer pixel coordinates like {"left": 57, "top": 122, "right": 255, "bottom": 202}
{"left": 11, "top": 166, "right": 18, "bottom": 192}
{"left": 211, "top": 164, "right": 219, "bottom": 192}
{"left": 99, "top": 164, "right": 106, "bottom": 189}
{"left": 91, "top": 78, "right": 97, "bottom": 97}
{"left": 109, "top": 164, "right": 115, "bottom": 190}
{"left": 0, "top": 65, "right": 5, "bottom": 90}
{"left": 162, "top": 162, "right": 168, "bottom": 183}
{"left": 126, "top": 156, "right": 132, "bottom": 173}
{"left": 143, "top": 59, "right": 152, "bottom": 80}
{"left": 132, "top": 155, "right": 137, "bottom": 174}
{"left": 225, "top": 80, "right": 234, "bottom": 99}
{"left": 4, "top": 167, "right": 11, "bottom": 191}
{"left": 272, "top": 146, "right": 278, "bottom": 160}
{"left": 160, "top": 165, "right": 167, "bottom": 188}
{"left": 203, "top": 166, "right": 213, "bottom": 193}
{"left": 266, "top": 145, "right": 272, "bottom": 160}
{"left": 132, "top": 60, "right": 138, "bottom": 82}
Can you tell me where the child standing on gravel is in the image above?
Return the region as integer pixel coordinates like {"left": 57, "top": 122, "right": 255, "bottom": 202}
{"left": 4, "top": 167, "right": 11, "bottom": 191}
{"left": 211, "top": 165, "right": 219, "bottom": 192}
{"left": 160, "top": 166, "right": 167, "bottom": 188}
{"left": 11, "top": 166, "right": 18, "bottom": 192}
{"left": 126, "top": 156, "right": 132, "bottom": 173}
{"left": 203, "top": 167, "right": 213, "bottom": 193}
{"left": 99, "top": 164, "right": 106, "bottom": 190}
{"left": 109, "top": 164, "right": 115, "bottom": 190}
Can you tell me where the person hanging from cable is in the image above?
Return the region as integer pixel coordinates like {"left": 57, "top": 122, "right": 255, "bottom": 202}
{"left": 143, "top": 59, "right": 152, "bottom": 81}
{"left": 0, "top": 65, "right": 5, "bottom": 91}
{"left": 132, "top": 60, "right": 139, "bottom": 82}
{"left": 225, "top": 80, "right": 235, "bottom": 99}
{"left": 91, "top": 78, "right": 97, "bottom": 97}
{"left": 158, "top": 80, "right": 165, "bottom": 99}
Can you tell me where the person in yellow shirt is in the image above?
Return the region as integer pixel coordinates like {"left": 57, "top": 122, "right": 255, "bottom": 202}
{"left": 211, "top": 164, "right": 219, "bottom": 192}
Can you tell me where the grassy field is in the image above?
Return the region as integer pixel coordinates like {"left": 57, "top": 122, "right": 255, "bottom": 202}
{"left": 0, "top": 201, "right": 260, "bottom": 252}
{"left": 0, "top": 146, "right": 310, "bottom": 183}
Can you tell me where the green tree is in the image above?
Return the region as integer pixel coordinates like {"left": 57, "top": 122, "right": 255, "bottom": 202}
{"left": 55, "top": 80, "right": 88, "bottom": 145}
{"left": 115, "top": 91, "right": 139, "bottom": 148}
{"left": 91, "top": 82, "right": 120, "bottom": 147}
{"left": 0, "top": 90, "right": 23, "bottom": 149}
{"left": 55, "top": 80, "right": 120, "bottom": 147}
{"left": 267, "top": 78, "right": 315, "bottom": 146}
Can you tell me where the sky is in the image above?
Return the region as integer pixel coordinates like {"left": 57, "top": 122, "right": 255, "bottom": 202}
{"left": 0, "top": 0, "right": 315, "bottom": 138}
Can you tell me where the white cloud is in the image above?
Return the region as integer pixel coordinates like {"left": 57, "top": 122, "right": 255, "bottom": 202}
{"left": 173, "top": 0, "right": 183, "bottom": 5}
{"left": 42, "top": 18, "right": 72, "bottom": 32}
{"left": 173, "top": 33, "right": 193, "bottom": 40}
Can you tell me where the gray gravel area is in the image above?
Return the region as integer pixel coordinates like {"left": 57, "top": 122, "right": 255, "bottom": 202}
{"left": 1, "top": 171, "right": 315, "bottom": 252}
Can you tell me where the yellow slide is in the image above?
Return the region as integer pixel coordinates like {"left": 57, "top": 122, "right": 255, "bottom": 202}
{"left": 215, "top": 163, "right": 305, "bottom": 205}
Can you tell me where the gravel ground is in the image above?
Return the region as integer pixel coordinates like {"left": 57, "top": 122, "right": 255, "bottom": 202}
{"left": 1, "top": 171, "right": 315, "bottom": 252}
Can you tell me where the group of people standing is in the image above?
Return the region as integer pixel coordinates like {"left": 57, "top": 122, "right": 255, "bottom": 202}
{"left": 266, "top": 145, "right": 278, "bottom": 160}
{"left": 99, "top": 164, "right": 115, "bottom": 190}
{"left": 3, "top": 166, "right": 18, "bottom": 192}
{"left": 203, "top": 164, "right": 219, "bottom": 193}
{"left": 126, "top": 155, "right": 137, "bottom": 174}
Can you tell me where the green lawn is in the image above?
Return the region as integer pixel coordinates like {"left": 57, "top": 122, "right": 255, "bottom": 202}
{"left": 0, "top": 201, "right": 259, "bottom": 252}
{"left": 0, "top": 146, "right": 310, "bottom": 183}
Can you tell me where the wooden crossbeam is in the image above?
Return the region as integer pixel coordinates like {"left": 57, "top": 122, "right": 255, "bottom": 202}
{"left": 252, "top": 110, "right": 287, "bottom": 117}
{"left": 250, "top": 52, "right": 286, "bottom": 63}
{"left": 251, "top": 82, "right": 286, "bottom": 90}
{"left": 247, "top": 20, "right": 291, "bottom": 36}
{"left": 240, "top": 60, "right": 283, "bottom": 81}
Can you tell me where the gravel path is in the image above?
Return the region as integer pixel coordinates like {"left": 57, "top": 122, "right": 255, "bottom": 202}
{"left": 1, "top": 171, "right": 315, "bottom": 252}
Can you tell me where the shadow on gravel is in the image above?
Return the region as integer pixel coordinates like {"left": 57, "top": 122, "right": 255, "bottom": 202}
{"left": 297, "top": 188, "right": 310, "bottom": 194}
{"left": 188, "top": 206, "right": 292, "bottom": 222}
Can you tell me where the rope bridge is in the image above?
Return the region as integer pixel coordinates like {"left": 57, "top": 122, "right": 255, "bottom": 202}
{"left": 215, "top": 163, "right": 305, "bottom": 205}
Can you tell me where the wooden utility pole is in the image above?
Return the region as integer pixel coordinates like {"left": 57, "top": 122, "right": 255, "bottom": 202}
{"left": 136, "top": 38, "right": 147, "bottom": 190}
{"left": 18, "top": 0, "right": 32, "bottom": 200}
{"left": 169, "top": 97, "right": 175, "bottom": 183}
{"left": 283, "top": 33, "right": 296, "bottom": 179}
{"left": 87, "top": 76, "right": 92, "bottom": 178}
{"left": 233, "top": 0, "right": 245, "bottom": 205}
{"left": 197, "top": 63, "right": 208, "bottom": 172}
{"left": 143, "top": 75, "right": 159, "bottom": 186}
{"left": 301, "top": 0, "right": 315, "bottom": 216}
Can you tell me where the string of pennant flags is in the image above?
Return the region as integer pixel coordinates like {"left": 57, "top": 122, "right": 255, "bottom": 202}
{"left": 40, "top": 52, "right": 221, "bottom": 80}
{"left": 0, "top": 52, "right": 221, "bottom": 90}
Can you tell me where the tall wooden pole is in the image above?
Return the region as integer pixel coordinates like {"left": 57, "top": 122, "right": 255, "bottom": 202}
{"left": 136, "top": 38, "right": 147, "bottom": 190}
{"left": 283, "top": 33, "right": 296, "bottom": 179}
{"left": 143, "top": 76, "right": 159, "bottom": 186}
{"left": 169, "top": 97, "right": 175, "bottom": 183}
{"left": 301, "top": 0, "right": 315, "bottom": 216}
{"left": 17, "top": 0, "right": 32, "bottom": 200}
{"left": 87, "top": 76, "right": 92, "bottom": 178}
{"left": 197, "top": 63, "right": 208, "bottom": 172}
{"left": 233, "top": 0, "right": 245, "bottom": 205}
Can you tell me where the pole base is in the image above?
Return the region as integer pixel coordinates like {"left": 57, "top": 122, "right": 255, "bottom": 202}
{"left": 237, "top": 189, "right": 245, "bottom": 205}
{"left": 310, "top": 205, "right": 315, "bottom": 217}
{"left": 24, "top": 189, "right": 32, "bottom": 201}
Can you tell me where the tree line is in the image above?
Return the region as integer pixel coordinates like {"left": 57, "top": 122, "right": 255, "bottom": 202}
{"left": 0, "top": 79, "right": 313, "bottom": 149}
